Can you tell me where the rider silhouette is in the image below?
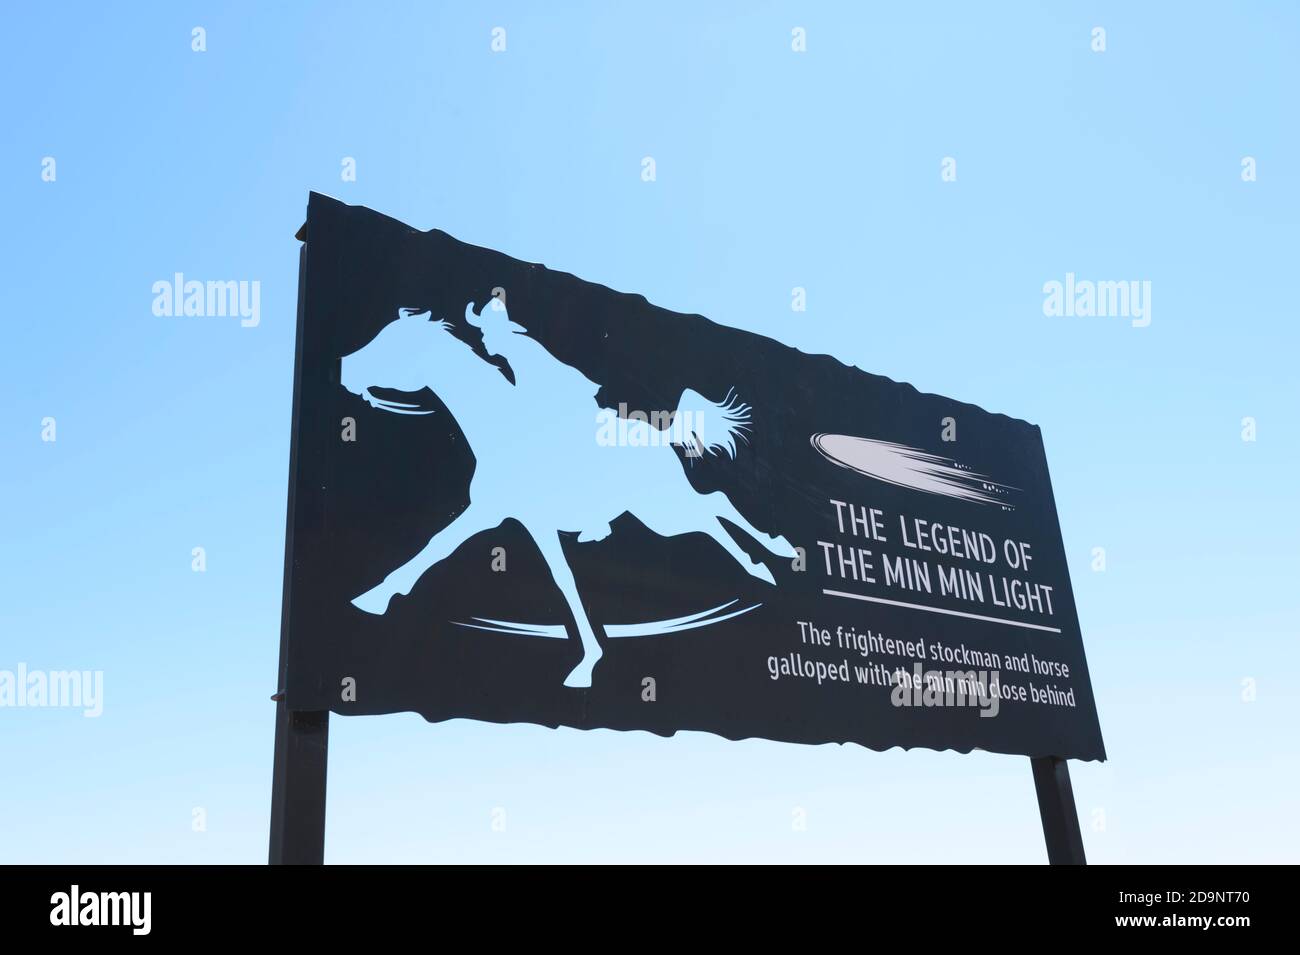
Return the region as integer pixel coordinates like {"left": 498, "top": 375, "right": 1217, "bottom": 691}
{"left": 464, "top": 299, "right": 612, "bottom": 543}
{"left": 465, "top": 299, "right": 602, "bottom": 408}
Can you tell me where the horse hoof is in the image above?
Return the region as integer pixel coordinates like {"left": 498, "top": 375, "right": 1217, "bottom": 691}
{"left": 563, "top": 667, "right": 593, "bottom": 688}
{"left": 752, "top": 561, "right": 776, "bottom": 586}
{"left": 563, "top": 655, "right": 600, "bottom": 688}
{"left": 771, "top": 535, "right": 798, "bottom": 559}
{"left": 351, "top": 588, "right": 393, "bottom": 615}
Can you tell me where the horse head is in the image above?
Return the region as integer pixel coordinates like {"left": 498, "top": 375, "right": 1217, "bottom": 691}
{"left": 340, "top": 307, "right": 467, "bottom": 415}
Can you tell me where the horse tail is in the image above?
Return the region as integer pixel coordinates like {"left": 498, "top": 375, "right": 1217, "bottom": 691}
{"left": 673, "top": 387, "right": 751, "bottom": 460}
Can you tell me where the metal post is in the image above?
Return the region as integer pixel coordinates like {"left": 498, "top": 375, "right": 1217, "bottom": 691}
{"left": 268, "top": 237, "right": 329, "bottom": 864}
{"left": 269, "top": 704, "right": 329, "bottom": 864}
{"left": 1030, "top": 755, "right": 1087, "bottom": 865}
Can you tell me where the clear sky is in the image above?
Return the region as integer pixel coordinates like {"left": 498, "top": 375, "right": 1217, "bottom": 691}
{"left": 2, "top": 1, "right": 1296, "bottom": 863}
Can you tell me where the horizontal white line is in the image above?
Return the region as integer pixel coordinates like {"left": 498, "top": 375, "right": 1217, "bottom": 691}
{"left": 822, "top": 589, "right": 1063, "bottom": 634}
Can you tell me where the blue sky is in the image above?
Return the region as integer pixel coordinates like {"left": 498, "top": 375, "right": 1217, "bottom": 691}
{"left": 2, "top": 1, "right": 1296, "bottom": 863}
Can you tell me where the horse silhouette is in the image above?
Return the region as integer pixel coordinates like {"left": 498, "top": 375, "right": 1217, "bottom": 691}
{"left": 340, "top": 303, "right": 795, "bottom": 687}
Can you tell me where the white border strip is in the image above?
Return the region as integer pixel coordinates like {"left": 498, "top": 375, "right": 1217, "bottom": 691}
{"left": 822, "top": 588, "right": 1062, "bottom": 634}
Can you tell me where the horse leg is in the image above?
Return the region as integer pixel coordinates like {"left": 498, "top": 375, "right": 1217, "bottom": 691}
{"left": 638, "top": 489, "right": 778, "bottom": 586}
{"left": 699, "top": 514, "right": 777, "bottom": 585}
{"left": 709, "top": 492, "right": 796, "bottom": 558}
{"left": 529, "top": 527, "right": 603, "bottom": 688}
{"left": 352, "top": 504, "right": 496, "bottom": 614}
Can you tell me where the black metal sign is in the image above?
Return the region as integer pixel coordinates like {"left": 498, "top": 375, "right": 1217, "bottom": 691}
{"left": 278, "top": 193, "right": 1105, "bottom": 765}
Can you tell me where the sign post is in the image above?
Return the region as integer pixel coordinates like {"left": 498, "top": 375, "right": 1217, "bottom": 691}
{"left": 268, "top": 706, "right": 328, "bottom": 865}
{"left": 1031, "top": 756, "right": 1087, "bottom": 864}
{"left": 269, "top": 240, "right": 329, "bottom": 865}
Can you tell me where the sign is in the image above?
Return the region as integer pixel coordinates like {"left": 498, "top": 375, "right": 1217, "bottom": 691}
{"left": 280, "top": 193, "right": 1105, "bottom": 762}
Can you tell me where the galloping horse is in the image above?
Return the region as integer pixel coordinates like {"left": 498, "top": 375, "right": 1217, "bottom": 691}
{"left": 340, "top": 303, "right": 794, "bottom": 687}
